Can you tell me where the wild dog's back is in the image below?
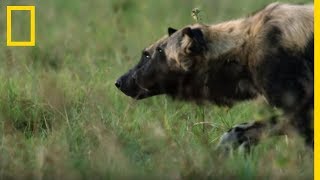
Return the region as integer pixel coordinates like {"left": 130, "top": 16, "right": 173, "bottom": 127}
{"left": 251, "top": 3, "right": 313, "bottom": 53}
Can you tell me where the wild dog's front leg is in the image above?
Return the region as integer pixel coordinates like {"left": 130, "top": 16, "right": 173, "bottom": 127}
{"left": 218, "top": 116, "right": 287, "bottom": 152}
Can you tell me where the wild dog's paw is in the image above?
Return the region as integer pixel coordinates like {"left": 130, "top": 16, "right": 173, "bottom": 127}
{"left": 217, "top": 121, "right": 266, "bottom": 153}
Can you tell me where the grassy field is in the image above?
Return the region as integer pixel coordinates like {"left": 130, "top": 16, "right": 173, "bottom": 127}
{"left": 0, "top": 0, "right": 314, "bottom": 179}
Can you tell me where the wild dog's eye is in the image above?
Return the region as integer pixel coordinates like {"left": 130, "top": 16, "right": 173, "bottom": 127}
{"left": 143, "top": 51, "right": 151, "bottom": 59}
{"left": 156, "top": 47, "right": 163, "bottom": 53}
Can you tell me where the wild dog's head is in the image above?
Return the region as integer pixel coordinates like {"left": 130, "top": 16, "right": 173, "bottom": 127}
{"left": 115, "top": 24, "right": 210, "bottom": 100}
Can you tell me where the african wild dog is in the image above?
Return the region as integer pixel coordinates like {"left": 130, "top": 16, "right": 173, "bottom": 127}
{"left": 115, "top": 3, "right": 314, "bottom": 149}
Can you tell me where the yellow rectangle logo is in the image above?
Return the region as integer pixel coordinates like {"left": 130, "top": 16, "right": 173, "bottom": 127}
{"left": 7, "top": 6, "right": 36, "bottom": 47}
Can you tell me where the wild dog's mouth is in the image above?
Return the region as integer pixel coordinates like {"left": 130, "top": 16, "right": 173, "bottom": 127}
{"left": 126, "top": 87, "right": 160, "bottom": 100}
{"left": 115, "top": 74, "right": 161, "bottom": 100}
{"left": 130, "top": 82, "right": 151, "bottom": 100}
{"left": 132, "top": 84, "right": 163, "bottom": 100}
{"left": 132, "top": 73, "right": 150, "bottom": 93}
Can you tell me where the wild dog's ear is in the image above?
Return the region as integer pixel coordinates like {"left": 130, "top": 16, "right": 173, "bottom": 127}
{"left": 181, "top": 27, "right": 207, "bottom": 54}
{"left": 168, "top": 27, "right": 177, "bottom": 36}
{"left": 182, "top": 27, "right": 193, "bottom": 38}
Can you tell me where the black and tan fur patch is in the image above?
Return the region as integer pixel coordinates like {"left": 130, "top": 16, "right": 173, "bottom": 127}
{"left": 116, "top": 3, "right": 314, "bottom": 149}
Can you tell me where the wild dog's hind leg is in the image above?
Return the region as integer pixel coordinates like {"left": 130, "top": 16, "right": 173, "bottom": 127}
{"left": 258, "top": 52, "right": 314, "bottom": 147}
{"left": 288, "top": 95, "right": 314, "bottom": 147}
{"left": 218, "top": 116, "right": 288, "bottom": 152}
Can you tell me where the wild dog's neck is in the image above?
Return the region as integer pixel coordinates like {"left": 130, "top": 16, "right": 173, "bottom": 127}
{"left": 186, "top": 20, "right": 257, "bottom": 105}
{"left": 203, "top": 19, "right": 249, "bottom": 61}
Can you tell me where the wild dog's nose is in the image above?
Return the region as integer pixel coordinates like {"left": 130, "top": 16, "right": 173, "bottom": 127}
{"left": 115, "top": 79, "right": 122, "bottom": 89}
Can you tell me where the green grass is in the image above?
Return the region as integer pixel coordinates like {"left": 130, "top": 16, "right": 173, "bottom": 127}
{"left": 0, "top": 0, "right": 313, "bottom": 179}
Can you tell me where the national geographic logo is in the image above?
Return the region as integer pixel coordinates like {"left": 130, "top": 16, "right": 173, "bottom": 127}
{"left": 6, "top": 6, "right": 36, "bottom": 46}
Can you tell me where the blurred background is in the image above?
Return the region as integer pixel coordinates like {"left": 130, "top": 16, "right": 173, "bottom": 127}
{"left": 0, "top": 0, "right": 313, "bottom": 179}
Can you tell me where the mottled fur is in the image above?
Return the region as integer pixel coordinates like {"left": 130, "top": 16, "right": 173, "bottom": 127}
{"left": 116, "top": 3, "right": 314, "bottom": 147}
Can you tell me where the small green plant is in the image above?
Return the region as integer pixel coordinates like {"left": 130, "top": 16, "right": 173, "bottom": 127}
{"left": 191, "top": 8, "right": 202, "bottom": 23}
